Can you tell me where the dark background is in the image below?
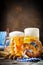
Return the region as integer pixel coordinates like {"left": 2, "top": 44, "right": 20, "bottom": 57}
{"left": 0, "top": 0, "right": 43, "bottom": 43}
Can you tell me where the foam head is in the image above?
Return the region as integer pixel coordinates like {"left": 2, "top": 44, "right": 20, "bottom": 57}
{"left": 24, "top": 28, "right": 39, "bottom": 39}
{"left": 9, "top": 31, "right": 24, "bottom": 37}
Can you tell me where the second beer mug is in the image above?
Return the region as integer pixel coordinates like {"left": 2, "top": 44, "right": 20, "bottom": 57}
{"left": 24, "top": 28, "right": 39, "bottom": 43}
{"left": 9, "top": 31, "right": 24, "bottom": 56}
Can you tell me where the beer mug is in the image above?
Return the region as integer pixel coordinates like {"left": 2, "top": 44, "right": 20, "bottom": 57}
{"left": 9, "top": 31, "right": 24, "bottom": 56}
{"left": 24, "top": 28, "right": 39, "bottom": 43}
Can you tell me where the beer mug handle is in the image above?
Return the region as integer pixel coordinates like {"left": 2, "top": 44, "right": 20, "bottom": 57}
{"left": 4, "top": 37, "right": 10, "bottom": 48}
{"left": 4, "top": 26, "right": 10, "bottom": 47}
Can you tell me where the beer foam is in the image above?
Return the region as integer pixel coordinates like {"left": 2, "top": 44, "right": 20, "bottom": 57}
{"left": 24, "top": 28, "right": 39, "bottom": 38}
{"left": 9, "top": 31, "right": 24, "bottom": 37}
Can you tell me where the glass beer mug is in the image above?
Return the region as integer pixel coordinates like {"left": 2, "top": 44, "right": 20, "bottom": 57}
{"left": 24, "top": 28, "right": 39, "bottom": 43}
{"left": 9, "top": 31, "right": 24, "bottom": 56}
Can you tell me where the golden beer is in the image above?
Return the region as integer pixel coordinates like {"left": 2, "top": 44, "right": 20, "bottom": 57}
{"left": 24, "top": 28, "right": 39, "bottom": 43}
{"left": 9, "top": 31, "right": 24, "bottom": 56}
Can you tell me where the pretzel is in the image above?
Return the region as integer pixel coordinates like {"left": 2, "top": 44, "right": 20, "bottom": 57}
{"left": 24, "top": 39, "right": 42, "bottom": 57}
